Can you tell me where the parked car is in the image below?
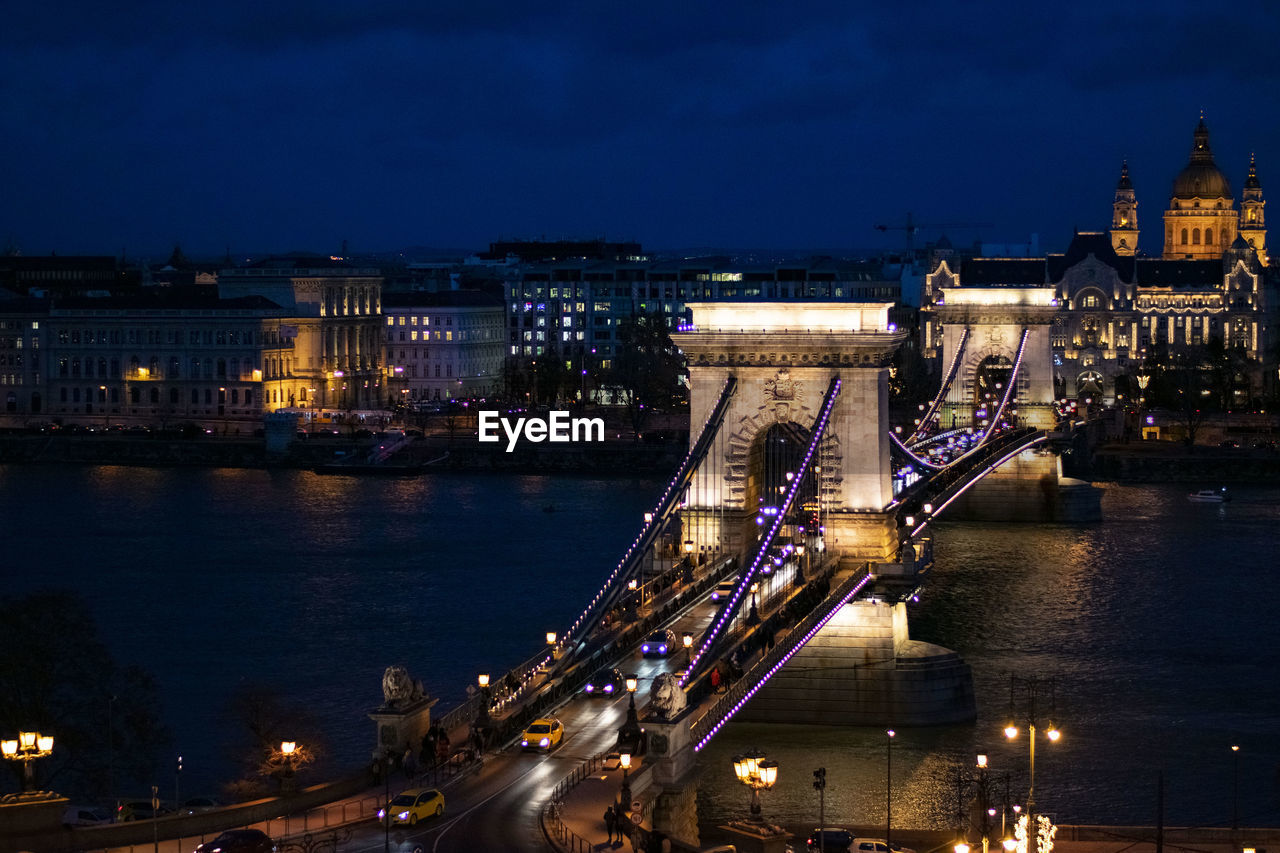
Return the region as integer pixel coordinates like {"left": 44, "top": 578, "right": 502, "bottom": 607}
{"left": 807, "top": 827, "right": 855, "bottom": 851}
{"left": 115, "top": 799, "right": 173, "bottom": 821}
{"left": 641, "top": 628, "right": 677, "bottom": 657}
{"left": 194, "top": 829, "right": 276, "bottom": 853}
{"left": 583, "top": 668, "right": 625, "bottom": 697}
{"left": 377, "top": 787, "right": 445, "bottom": 826}
{"left": 855, "top": 840, "right": 915, "bottom": 853}
{"left": 520, "top": 718, "right": 564, "bottom": 750}
{"left": 182, "top": 796, "right": 225, "bottom": 814}
{"left": 62, "top": 806, "right": 112, "bottom": 827}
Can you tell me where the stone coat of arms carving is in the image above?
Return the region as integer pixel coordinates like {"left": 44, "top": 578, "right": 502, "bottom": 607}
{"left": 763, "top": 368, "right": 804, "bottom": 421}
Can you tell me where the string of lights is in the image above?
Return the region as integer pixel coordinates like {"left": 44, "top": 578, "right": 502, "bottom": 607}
{"left": 692, "top": 569, "right": 871, "bottom": 751}
{"left": 904, "top": 327, "right": 970, "bottom": 444}
{"left": 558, "top": 376, "right": 737, "bottom": 646}
{"left": 682, "top": 376, "right": 842, "bottom": 685}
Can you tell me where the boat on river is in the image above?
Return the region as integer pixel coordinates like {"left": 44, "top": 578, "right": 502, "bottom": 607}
{"left": 1187, "top": 488, "right": 1230, "bottom": 503}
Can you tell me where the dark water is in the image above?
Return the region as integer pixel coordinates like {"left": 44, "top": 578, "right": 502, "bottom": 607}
{"left": 2, "top": 467, "right": 1278, "bottom": 829}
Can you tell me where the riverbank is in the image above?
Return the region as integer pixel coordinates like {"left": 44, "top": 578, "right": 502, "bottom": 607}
{"left": 1092, "top": 439, "right": 1280, "bottom": 482}
{"left": 0, "top": 430, "right": 687, "bottom": 475}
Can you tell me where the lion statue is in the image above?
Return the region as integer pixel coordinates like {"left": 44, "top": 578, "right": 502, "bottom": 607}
{"left": 648, "top": 672, "right": 688, "bottom": 720}
{"left": 381, "top": 665, "right": 425, "bottom": 708}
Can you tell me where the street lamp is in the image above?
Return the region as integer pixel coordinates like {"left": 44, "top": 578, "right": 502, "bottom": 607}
{"left": 475, "top": 673, "right": 491, "bottom": 737}
{"left": 1231, "top": 745, "right": 1240, "bottom": 831}
{"left": 619, "top": 752, "right": 633, "bottom": 811}
{"left": 279, "top": 741, "right": 298, "bottom": 792}
{"left": 886, "top": 729, "right": 895, "bottom": 845}
{"left": 618, "top": 674, "right": 642, "bottom": 750}
{"left": 747, "top": 582, "right": 761, "bottom": 625}
{"left": 683, "top": 632, "right": 694, "bottom": 669}
{"left": 1, "top": 731, "right": 54, "bottom": 791}
{"left": 794, "top": 543, "right": 806, "bottom": 585}
{"left": 1004, "top": 678, "right": 1060, "bottom": 853}
{"left": 732, "top": 751, "right": 779, "bottom": 823}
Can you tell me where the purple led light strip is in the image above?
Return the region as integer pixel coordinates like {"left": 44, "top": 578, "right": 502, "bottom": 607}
{"left": 905, "top": 327, "right": 969, "bottom": 445}
{"left": 561, "top": 377, "right": 736, "bottom": 641}
{"left": 909, "top": 432, "right": 1046, "bottom": 538}
{"left": 682, "top": 377, "right": 842, "bottom": 685}
{"left": 692, "top": 570, "right": 871, "bottom": 751}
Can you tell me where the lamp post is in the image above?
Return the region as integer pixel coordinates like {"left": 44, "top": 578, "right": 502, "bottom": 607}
{"left": 546, "top": 631, "right": 558, "bottom": 663}
{"left": 747, "top": 582, "right": 760, "bottom": 626}
{"left": 886, "top": 729, "right": 895, "bottom": 846}
{"left": 976, "top": 754, "right": 992, "bottom": 853}
{"left": 794, "top": 543, "right": 806, "bottom": 585}
{"left": 732, "top": 752, "right": 779, "bottom": 823}
{"left": 683, "top": 633, "right": 694, "bottom": 669}
{"left": 1, "top": 731, "right": 54, "bottom": 791}
{"left": 1231, "top": 745, "right": 1240, "bottom": 831}
{"left": 1004, "top": 677, "right": 1060, "bottom": 853}
{"left": 475, "top": 673, "right": 491, "bottom": 747}
{"left": 619, "top": 751, "right": 632, "bottom": 811}
{"left": 683, "top": 539, "right": 695, "bottom": 583}
{"left": 279, "top": 741, "right": 297, "bottom": 793}
{"left": 618, "top": 674, "right": 642, "bottom": 751}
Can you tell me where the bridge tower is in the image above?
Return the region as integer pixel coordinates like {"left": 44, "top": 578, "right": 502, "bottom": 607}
{"left": 926, "top": 269, "right": 1101, "bottom": 522}
{"left": 672, "top": 302, "right": 976, "bottom": 727}
{"left": 673, "top": 302, "right": 906, "bottom": 567}
{"left": 926, "top": 265, "right": 1059, "bottom": 431}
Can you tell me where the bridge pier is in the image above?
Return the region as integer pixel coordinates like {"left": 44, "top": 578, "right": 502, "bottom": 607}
{"left": 736, "top": 598, "right": 976, "bottom": 726}
{"left": 942, "top": 446, "right": 1102, "bottom": 523}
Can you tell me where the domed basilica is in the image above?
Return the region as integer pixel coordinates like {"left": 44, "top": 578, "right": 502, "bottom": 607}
{"left": 924, "top": 117, "right": 1276, "bottom": 411}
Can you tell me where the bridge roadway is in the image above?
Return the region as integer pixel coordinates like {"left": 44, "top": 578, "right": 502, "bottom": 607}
{"left": 99, "top": 576, "right": 734, "bottom": 853}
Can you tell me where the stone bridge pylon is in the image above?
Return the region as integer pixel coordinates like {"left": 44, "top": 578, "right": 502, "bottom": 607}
{"left": 672, "top": 302, "right": 976, "bottom": 726}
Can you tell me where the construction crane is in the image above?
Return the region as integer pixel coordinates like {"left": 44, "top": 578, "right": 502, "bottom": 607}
{"left": 874, "top": 211, "right": 993, "bottom": 262}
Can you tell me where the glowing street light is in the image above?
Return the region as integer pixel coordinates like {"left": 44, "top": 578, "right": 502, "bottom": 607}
{"left": 732, "top": 751, "right": 779, "bottom": 823}
{"left": 1, "top": 731, "right": 54, "bottom": 791}
{"left": 619, "top": 751, "right": 633, "bottom": 810}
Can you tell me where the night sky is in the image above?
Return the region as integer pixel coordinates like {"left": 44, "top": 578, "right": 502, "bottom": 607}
{"left": 5, "top": 1, "right": 1280, "bottom": 259}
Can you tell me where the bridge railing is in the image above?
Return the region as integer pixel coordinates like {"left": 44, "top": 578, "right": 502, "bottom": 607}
{"left": 691, "top": 563, "right": 872, "bottom": 750}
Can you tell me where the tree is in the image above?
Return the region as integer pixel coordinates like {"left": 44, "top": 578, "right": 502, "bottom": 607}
{"left": 221, "top": 682, "right": 325, "bottom": 798}
{"left": 607, "top": 310, "right": 687, "bottom": 436}
{"left": 0, "top": 591, "right": 169, "bottom": 798}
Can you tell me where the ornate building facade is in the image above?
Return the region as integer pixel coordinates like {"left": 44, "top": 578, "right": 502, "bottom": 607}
{"left": 925, "top": 119, "right": 1275, "bottom": 408}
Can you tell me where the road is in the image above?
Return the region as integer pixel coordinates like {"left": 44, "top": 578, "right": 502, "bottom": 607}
{"left": 324, "top": 596, "right": 720, "bottom": 852}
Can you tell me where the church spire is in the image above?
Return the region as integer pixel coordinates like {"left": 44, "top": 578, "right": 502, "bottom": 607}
{"left": 1111, "top": 159, "right": 1138, "bottom": 256}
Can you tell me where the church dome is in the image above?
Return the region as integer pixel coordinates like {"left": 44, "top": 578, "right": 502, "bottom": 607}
{"left": 1172, "top": 118, "right": 1232, "bottom": 200}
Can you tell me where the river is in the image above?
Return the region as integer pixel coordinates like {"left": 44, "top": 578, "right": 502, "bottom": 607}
{"left": 2, "top": 465, "right": 1277, "bottom": 830}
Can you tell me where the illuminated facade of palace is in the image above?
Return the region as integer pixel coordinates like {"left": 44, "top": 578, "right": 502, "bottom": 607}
{"left": 924, "top": 118, "right": 1275, "bottom": 406}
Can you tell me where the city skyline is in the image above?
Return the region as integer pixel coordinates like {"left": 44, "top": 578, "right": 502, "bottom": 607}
{"left": 5, "top": 2, "right": 1280, "bottom": 259}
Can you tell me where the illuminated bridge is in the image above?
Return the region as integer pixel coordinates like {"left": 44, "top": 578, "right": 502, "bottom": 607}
{"left": 453, "top": 298, "right": 1077, "bottom": 767}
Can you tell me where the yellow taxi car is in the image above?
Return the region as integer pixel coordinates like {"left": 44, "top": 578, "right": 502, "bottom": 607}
{"left": 377, "top": 788, "right": 445, "bottom": 826}
{"left": 520, "top": 718, "right": 564, "bottom": 751}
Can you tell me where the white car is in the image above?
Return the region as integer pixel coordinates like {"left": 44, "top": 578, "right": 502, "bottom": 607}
{"left": 62, "top": 806, "right": 112, "bottom": 827}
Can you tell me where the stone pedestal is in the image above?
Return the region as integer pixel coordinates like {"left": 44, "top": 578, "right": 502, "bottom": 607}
{"left": 0, "top": 792, "right": 68, "bottom": 853}
{"left": 649, "top": 779, "right": 700, "bottom": 849}
{"left": 718, "top": 822, "right": 793, "bottom": 853}
{"left": 368, "top": 696, "right": 438, "bottom": 760}
{"left": 643, "top": 706, "right": 697, "bottom": 786}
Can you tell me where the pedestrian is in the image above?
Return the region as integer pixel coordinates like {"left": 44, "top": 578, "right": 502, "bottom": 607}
{"left": 710, "top": 665, "right": 722, "bottom": 694}
{"left": 603, "top": 804, "right": 617, "bottom": 844}
{"left": 402, "top": 745, "right": 416, "bottom": 780}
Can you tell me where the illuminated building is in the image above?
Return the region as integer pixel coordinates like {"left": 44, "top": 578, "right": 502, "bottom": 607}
{"left": 382, "top": 290, "right": 505, "bottom": 401}
{"left": 924, "top": 118, "right": 1274, "bottom": 406}
{"left": 218, "top": 258, "right": 385, "bottom": 412}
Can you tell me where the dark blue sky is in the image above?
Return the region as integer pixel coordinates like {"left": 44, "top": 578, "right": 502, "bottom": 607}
{"left": 4, "top": 1, "right": 1280, "bottom": 259}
